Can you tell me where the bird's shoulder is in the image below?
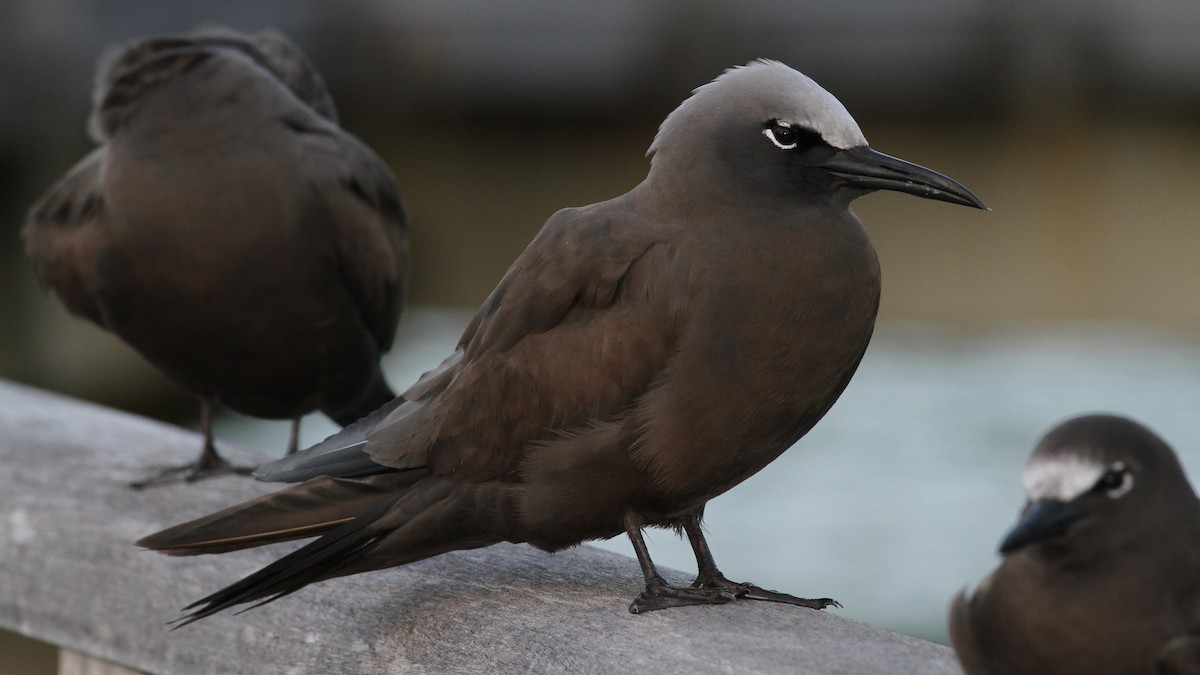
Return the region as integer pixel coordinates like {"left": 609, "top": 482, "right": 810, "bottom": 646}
{"left": 458, "top": 200, "right": 676, "bottom": 356}
{"left": 365, "top": 200, "right": 694, "bottom": 480}
{"left": 22, "top": 148, "right": 108, "bottom": 325}
{"left": 289, "top": 114, "right": 405, "bottom": 218}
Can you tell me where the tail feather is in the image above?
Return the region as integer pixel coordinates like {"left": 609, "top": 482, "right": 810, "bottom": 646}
{"left": 164, "top": 475, "right": 501, "bottom": 624}
{"left": 173, "top": 493, "right": 400, "bottom": 627}
{"left": 137, "top": 471, "right": 425, "bottom": 555}
{"left": 156, "top": 478, "right": 506, "bottom": 625}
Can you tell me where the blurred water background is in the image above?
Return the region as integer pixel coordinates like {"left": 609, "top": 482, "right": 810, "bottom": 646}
{"left": 2, "top": 1, "right": 1199, "bottom": 671}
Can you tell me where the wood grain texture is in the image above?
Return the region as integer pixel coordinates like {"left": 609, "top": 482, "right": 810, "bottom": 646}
{"left": 59, "top": 650, "right": 144, "bottom": 675}
{"left": 0, "top": 379, "right": 960, "bottom": 674}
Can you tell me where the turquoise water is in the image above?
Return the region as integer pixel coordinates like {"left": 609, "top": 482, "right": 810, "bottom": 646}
{"left": 218, "top": 307, "right": 1200, "bottom": 643}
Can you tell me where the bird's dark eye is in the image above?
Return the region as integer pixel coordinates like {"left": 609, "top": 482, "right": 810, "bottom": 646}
{"left": 762, "top": 120, "right": 820, "bottom": 151}
{"left": 764, "top": 121, "right": 797, "bottom": 148}
{"left": 1093, "top": 463, "right": 1132, "bottom": 498}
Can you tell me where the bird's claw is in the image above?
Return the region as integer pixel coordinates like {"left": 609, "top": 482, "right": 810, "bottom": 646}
{"left": 740, "top": 586, "right": 842, "bottom": 610}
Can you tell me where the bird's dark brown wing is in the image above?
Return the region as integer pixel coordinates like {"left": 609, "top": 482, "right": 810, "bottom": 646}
{"left": 294, "top": 118, "right": 409, "bottom": 353}
{"left": 21, "top": 148, "right": 108, "bottom": 325}
{"left": 948, "top": 589, "right": 991, "bottom": 675}
{"left": 364, "top": 201, "right": 692, "bottom": 481}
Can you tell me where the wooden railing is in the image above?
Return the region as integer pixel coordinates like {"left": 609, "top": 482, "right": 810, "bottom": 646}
{"left": 0, "top": 379, "right": 960, "bottom": 674}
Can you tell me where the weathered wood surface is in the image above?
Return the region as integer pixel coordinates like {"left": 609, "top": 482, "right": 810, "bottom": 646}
{"left": 59, "top": 650, "right": 143, "bottom": 675}
{"left": 0, "top": 379, "right": 962, "bottom": 674}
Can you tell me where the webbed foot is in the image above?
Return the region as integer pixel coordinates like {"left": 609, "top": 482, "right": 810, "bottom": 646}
{"left": 129, "top": 454, "right": 254, "bottom": 489}
{"left": 629, "top": 576, "right": 738, "bottom": 614}
{"left": 694, "top": 572, "right": 840, "bottom": 610}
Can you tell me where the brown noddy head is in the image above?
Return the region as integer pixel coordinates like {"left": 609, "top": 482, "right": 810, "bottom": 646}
{"left": 647, "top": 59, "right": 986, "bottom": 210}
{"left": 950, "top": 415, "right": 1200, "bottom": 673}
{"left": 89, "top": 26, "right": 337, "bottom": 141}
{"left": 1000, "top": 414, "right": 1199, "bottom": 557}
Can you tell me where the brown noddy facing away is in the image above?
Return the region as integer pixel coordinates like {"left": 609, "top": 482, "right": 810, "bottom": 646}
{"left": 138, "top": 59, "right": 984, "bottom": 623}
{"left": 22, "top": 27, "right": 409, "bottom": 486}
{"left": 949, "top": 415, "right": 1200, "bottom": 675}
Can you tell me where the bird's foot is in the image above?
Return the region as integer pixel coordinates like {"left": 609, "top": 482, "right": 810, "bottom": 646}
{"left": 693, "top": 572, "right": 841, "bottom": 610}
{"left": 129, "top": 456, "right": 254, "bottom": 489}
{"left": 629, "top": 578, "right": 739, "bottom": 614}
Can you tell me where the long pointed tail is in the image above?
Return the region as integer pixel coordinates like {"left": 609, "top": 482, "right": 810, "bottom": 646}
{"left": 140, "top": 475, "right": 507, "bottom": 625}
{"left": 171, "top": 492, "right": 403, "bottom": 626}
{"left": 137, "top": 471, "right": 424, "bottom": 555}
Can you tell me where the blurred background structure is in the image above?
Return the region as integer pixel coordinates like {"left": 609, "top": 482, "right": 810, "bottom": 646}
{"left": 2, "top": 1, "right": 1199, "bottom": 671}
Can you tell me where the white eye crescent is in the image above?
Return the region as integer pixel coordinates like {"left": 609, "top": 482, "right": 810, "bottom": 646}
{"left": 763, "top": 120, "right": 798, "bottom": 150}
{"left": 1095, "top": 462, "right": 1134, "bottom": 499}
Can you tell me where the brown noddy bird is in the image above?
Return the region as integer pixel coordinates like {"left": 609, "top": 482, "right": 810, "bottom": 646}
{"left": 21, "top": 28, "right": 409, "bottom": 485}
{"left": 138, "top": 59, "right": 984, "bottom": 623}
{"left": 949, "top": 415, "right": 1200, "bottom": 675}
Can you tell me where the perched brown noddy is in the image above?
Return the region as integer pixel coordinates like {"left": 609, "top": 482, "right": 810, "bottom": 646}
{"left": 949, "top": 415, "right": 1200, "bottom": 675}
{"left": 22, "top": 27, "right": 409, "bottom": 485}
{"left": 138, "top": 59, "right": 984, "bottom": 623}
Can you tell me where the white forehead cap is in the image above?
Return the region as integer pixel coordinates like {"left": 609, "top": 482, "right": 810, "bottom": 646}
{"left": 734, "top": 59, "right": 867, "bottom": 149}
{"left": 1021, "top": 453, "right": 1105, "bottom": 502}
{"left": 650, "top": 59, "right": 868, "bottom": 157}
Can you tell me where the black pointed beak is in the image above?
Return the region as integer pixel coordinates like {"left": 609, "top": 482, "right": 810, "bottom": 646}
{"left": 820, "top": 146, "right": 987, "bottom": 210}
{"left": 998, "top": 499, "right": 1085, "bottom": 554}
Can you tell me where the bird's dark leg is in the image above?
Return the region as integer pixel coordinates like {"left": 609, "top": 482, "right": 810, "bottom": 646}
{"left": 129, "top": 397, "right": 253, "bottom": 489}
{"left": 193, "top": 397, "right": 226, "bottom": 471}
{"left": 626, "top": 512, "right": 737, "bottom": 614}
{"left": 682, "top": 510, "right": 841, "bottom": 610}
{"left": 285, "top": 415, "right": 301, "bottom": 456}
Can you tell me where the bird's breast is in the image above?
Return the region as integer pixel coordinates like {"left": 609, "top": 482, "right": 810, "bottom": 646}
{"left": 967, "top": 555, "right": 1190, "bottom": 675}
{"left": 633, "top": 213, "right": 881, "bottom": 506}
